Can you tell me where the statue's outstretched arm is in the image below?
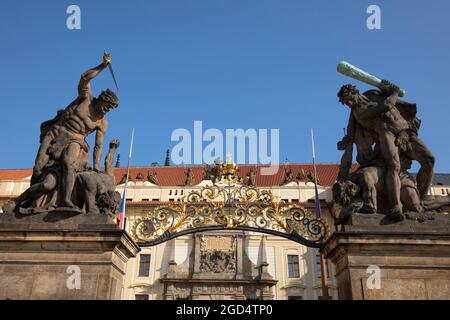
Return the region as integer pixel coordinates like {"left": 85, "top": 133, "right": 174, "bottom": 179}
{"left": 337, "top": 143, "right": 353, "bottom": 182}
{"left": 105, "top": 140, "right": 120, "bottom": 177}
{"left": 93, "top": 122, "right": 107, "bottom": 172}
{"left": 338, "top": 113, "right": 356, "bottom": 150}
{"left": 77, "top": 53, "right": 111, "bottom": 98}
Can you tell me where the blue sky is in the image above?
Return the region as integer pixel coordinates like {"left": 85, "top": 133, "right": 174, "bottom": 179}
{"left": 1, "top": 0, "right": 450, "bottom": 172}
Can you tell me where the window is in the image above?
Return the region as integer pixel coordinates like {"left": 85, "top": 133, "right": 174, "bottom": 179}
{"left": 288, "top": 296, "right": 303, "bottom": 300}
{"left": 287, "top": 255, "right": 300, "bottom": 278}
{"left": 142, "top": 198, "right": 149, "bottom": 202}
{"left": 138, "top": 254, "right": 151, "bottom": 277}
{"left": 316, "top": 254, "right": 329, "bottom": 278}
{"left": 135, "top": 294, "right": 149, "bottom": 300}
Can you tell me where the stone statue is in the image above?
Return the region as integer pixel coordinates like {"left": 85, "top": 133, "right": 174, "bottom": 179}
{"left": 74, "top": 140, "right": 122, "bottom": 215}
{"left": 282, "top": 168, "right": 295, "bottom": 185}
{"left": 307, "top": 170, "right": 319, "bottom": 184}
{"left": 2, "top": 54, "right": 120, "bottom": 216}
{"left": 147, "top": 171, "right": 158, "bottom": 184}
{"left": 4, "top": 139, "right": 122, "bottom": 215}
{"left": 204, "top": 162, "right": 222, "bottom": 184}
{"left": 244, "top": 167, "right": 257, "bottom": 186}
{"left": 136, "top": 172, "right": 144, "bottom": 180}
{"left": 203, "top": 165, "right": 213, "bottom": 181}
{"left": 33, "top": 53, "right": 118, "bottom": 208}
{"left": 184, "top": 168, "right": 195, "bottom": 186}
{"left": 296, "top": 170, "right": 306, "bottom": 182}
{"left": 119, "top": 173, "right": 128, "bottom": 185}
{"left": 333, "top": 155, "right": 450, "bottom": 224}
{"left": 334, "top": 74, "right": 445, "bottom": 223}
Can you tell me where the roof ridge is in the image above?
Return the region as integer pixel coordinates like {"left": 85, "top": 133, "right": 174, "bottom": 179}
{"left": 113, "top": 162, "right": 344, "bottom": 168}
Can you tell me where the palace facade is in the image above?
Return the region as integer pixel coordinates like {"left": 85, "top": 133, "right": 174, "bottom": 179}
{"left": 1, "top": 164, "right": 449, "bottom": 300}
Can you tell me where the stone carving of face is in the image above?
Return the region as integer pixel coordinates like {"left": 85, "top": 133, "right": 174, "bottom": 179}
{"left": 95, "top": 89, "right": 119, "bottom": 115}
{"left": 338, "top": 85, "right": 360, "bottom": 108}
{"left": 95, "top": 99, "right": 114, "bottom": 114}
{"left": 333, "top": 180, "right": 360, "bottom": 206}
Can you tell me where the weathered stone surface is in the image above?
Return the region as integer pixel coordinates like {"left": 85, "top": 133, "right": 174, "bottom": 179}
{"left": 335, "top": 78, "right": 438, "bottom": 221}
{"left": 345, "top": 212, "right": 450, "bottom": 231}
{"left": 0, "top": 209, "right": 118, "bottom": 231}
{"left": 0, "top": 211, "right": 140, "bottom": 300}
{"left": 322, "top": 213, "right": 450, "bottom": 300}
{"left": 3, "top": 54, "right": 121, "bottom": 217}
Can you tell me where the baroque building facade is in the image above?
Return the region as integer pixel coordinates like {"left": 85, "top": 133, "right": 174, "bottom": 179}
{"left": 1, "top": 164, "right": 449, "bottom": 300}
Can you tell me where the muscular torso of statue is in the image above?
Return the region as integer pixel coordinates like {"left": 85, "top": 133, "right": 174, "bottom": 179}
{"left": 351, "top": 93, "right": 410, "bottom": 135}
{"left": 62, "top": 98, "right": 107, "bottom": 138}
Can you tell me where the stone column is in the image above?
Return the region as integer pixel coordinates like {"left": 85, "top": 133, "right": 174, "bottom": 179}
{"left": 193, "top": 234, "right": 201, "bottom": 273}
{"left": 258, "top": 235, "right": 271, "bottom": 281}
{"left": 322, "top": 213, "right": 450, "bottom": 300}
{"left": 166, "top": 238, "right": 177, "bottom": 278}
{"left": 0, "top": 210, "right": 140, "bottom": 300}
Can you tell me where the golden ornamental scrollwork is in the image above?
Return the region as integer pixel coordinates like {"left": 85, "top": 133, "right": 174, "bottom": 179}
{"left": 130, "top": 158, "right": 330, "bottom": 248}
{"left": 131, "top": 186, "right": 330, "bottom": 248}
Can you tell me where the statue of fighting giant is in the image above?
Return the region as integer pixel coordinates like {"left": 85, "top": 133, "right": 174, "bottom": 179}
{"left": 3, "top": 53, "right": 121, "bottom": 215}
{"left": 334, "top": 61, "right": 449, "bottom": 223}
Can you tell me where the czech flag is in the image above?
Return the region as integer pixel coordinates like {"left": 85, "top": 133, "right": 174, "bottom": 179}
{"left": 118, "top": 189, "right": 126, "bottom": 230}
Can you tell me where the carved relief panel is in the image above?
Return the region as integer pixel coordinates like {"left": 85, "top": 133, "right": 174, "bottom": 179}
{"left": 199, "top": 235, "right": 237, "bottom": 273}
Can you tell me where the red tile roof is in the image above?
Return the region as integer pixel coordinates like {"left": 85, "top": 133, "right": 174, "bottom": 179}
{"left": 0, "top": 169, "right": 32, "bottom": 180}
{"left": 112, "top": 163, "right": 357, "bottom": 187}
{"left": 0, "top": 164, "right": 358, "bottom": 187}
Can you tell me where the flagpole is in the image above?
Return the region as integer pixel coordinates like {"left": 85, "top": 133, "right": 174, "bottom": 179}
{"left": 311, "top": 129, "right": 331, "bottom": 300}
{"left": 311, "top": 129, "right": 321, "bottom": 216}
{"left": 119, "top": 128, "right": 135, "bottom": 230}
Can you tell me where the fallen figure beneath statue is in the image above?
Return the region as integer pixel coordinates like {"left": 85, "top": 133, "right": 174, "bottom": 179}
{"left": 332, "top": 157, "right": 450, "bottom": 225}
{"left": 2, "top": 139, "right": 122, "bottom": 217}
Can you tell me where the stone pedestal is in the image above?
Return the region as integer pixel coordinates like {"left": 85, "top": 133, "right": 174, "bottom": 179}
{"left": 322, "top": 213, "right": 450, "bottom": 300}
{"left": 0, "top": 210, "right": 140, "bottom": 300}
